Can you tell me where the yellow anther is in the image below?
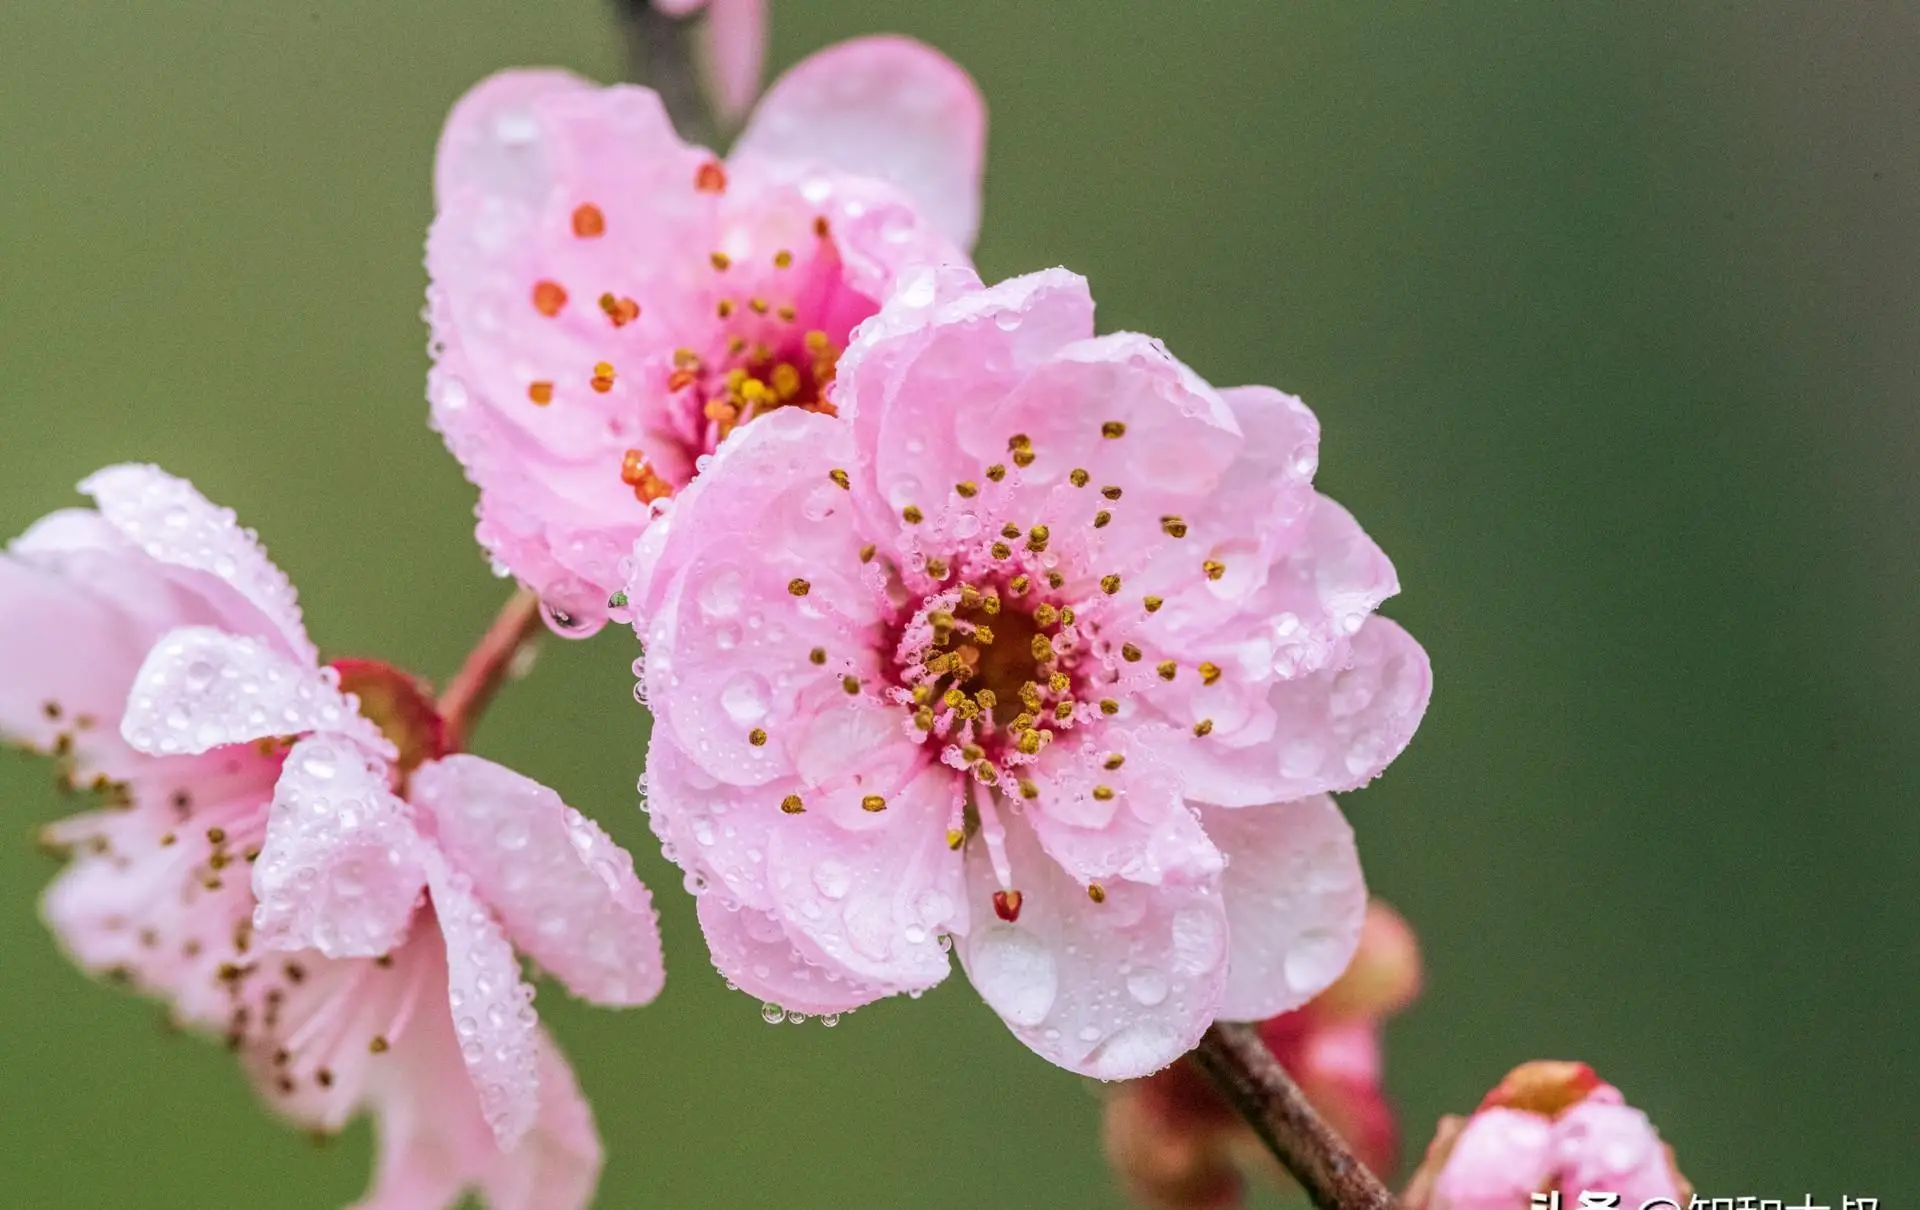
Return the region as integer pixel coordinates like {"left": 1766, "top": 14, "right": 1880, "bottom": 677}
{"left": 781, "top": 794, "right": 806, "bottom": 814}
{"left": 788, "top": 578, "right": 811, "bottom": 596}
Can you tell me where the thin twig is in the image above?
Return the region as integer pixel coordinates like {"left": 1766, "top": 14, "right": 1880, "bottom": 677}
{"left": 612, "top": 0, "right": 718, "bottom": 147}
{"left": 1190, "top": 1022, "right": 1400, "bottom": 1210}
{"left": 438, "top": 589, "right": 544, "bottom": 752}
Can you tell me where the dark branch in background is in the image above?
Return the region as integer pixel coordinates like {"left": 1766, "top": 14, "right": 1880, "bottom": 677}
{"left": 1191, "top": 1023, "right": 1401, "bottom": 1210}
{"left": 613, "top": 0, "right": 718, "bottom": 147}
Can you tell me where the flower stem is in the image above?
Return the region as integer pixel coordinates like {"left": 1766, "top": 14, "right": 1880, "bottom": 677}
{"left": 1190, "top": 1023, "right": 1400, "bottom": 1210}
{"left": 439, "top": 589, "right": 544, "bottom": 752}
{"left": 613, "top": 0, "right": 719, "bottom": 148}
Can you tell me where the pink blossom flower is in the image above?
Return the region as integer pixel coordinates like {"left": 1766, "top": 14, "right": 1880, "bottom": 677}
{"left": 630, "top": 266, "right": 1432, "bottom": 1078}
{"left": 650, "top": 0, "right": 769, "bottom": 122}
{"left": 426, "top": 36, "right": 985, "bottom": 632}
{"left": 1403, "top": 1062, "right": 1692, "bottom": 1210}
{"left": 2, "top": 465, "right": 664, "bottom": 1210}
{"left": 1102, "top": 901, "right": 1422, "bottom": 1209}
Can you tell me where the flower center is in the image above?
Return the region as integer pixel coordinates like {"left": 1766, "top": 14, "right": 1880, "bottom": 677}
{"left": 891, "top": 570, "right": 1091, "bottom": 787}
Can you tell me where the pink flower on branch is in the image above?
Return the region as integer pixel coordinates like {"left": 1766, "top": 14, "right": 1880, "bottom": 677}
{"left": 3, "top": 465, "right": 663, "bottom": 1210}
{"left": 1403, "top": 1062, "right": 1691, "bottom": 1210}
{"left": 632, "top": 266, "right": 1431, "bottom": 1078}
{"left": 427, "top": 37, "right": 985, "bottom": 632}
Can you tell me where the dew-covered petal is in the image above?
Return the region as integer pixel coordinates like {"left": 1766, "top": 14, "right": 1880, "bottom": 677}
{"left": 412, "top": 755, "right": 664, "bottom": 1008}
{"left": 957, "top": 331, "right": 1242, "bottom": 524}
{"left": 253, "top": 737, "right": 427, "bottom": 959}
{"left": 641, "top": 729, "right": 782, "bottom": 913}
{"left": 696, "top": 895, "right": 892, "bottom": 1015}
{"left": 1552, "top": 1099, "right": 1683, "bottom": 1205}
{"left": 837, "top": 266, "right": 1096, "bottom": 539}
{"left": 733, "top": 36, "right": 986, "bottom": 249}
{"left": 425, "top": 857, "right": 543, "bottom": 1150}
{"left": 1430, "top": 1108, "right": 1556, "bottom": 1209}
{"left": 352, "top": 944, "right": 600, "bottom": 1210}
{"left": 1176, "top": 617, "right": 1431, "bottom": 809}
{"left": 80, "top": 464, "right": 316, "bottom": 664}
{"left": 121, "top": 626, "right": 393, "bottom": 760}
{"left": 1201, "top": 797, "right": 1368, "bottom": 1021}
{"left": 637, "top": 411, "right": 884, "bottom": 786}
{"left": 1024, "top": 741, "right": 1223, "bottom": 889}
{"left": 959, "top": 814, "right": 1229, "bottom": 1080}
{"left": 765, "top": 763, "right": 964, "bottom": 993}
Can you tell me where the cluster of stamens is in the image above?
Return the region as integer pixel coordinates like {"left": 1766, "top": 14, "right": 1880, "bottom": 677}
{"left": 517, "top": 159, "right": 850, "bottom": 507}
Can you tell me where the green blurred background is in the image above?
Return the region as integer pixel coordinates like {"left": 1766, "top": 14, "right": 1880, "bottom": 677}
{"left": 2, "top": 1, "right": 1914, "bottom": 1204}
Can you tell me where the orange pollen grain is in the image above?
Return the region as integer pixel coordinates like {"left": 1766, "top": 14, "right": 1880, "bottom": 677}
{"left": 695, "top": 160, "right": 728, "bottom": 193}
{"left": 571, "top": 203, "right": 606, "bottom": 238}
{"left": 531, "top": 280, "right": 567, "bottom": 317}
{"left": 526, "top": 381, "right": 554, "bottom": 406}
{"left": 599, "top": 293, "right": 641, "bottom": 327}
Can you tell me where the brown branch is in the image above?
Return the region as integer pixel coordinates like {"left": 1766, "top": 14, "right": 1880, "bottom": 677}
{"left": 1190, "top": 1022, "right": 1400, "bottom": 1210}
{"left": 438, "top": 589, "right": 544, "bottom": 752}
{"left": 612, "top": 0, "right": 718, "bottom": 147}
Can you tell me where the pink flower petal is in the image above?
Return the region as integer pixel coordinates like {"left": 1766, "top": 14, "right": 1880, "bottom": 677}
{"left": 765, "top": 763, "right": 965, "bottom": 994}
{"left": 1431, "top": 1108, "right": 1556, "bottom": 1209}
{"left": 411, "top": 754, "right": 665, "bottom": 1008}
{"left": 0, "top": 542, "right": 176, "bottom": 783}
{"left": 1552, "top": 1100, "right": 1682, "bottom": 1204}
{"left": 42, "top": 790, "right": 270, "bottom": 1031}
{"left": 838, "top": 266, "right": 1096, "bottom": 537}
{"left": 425, "top": 858, "right": 543, "bottom": 1150}
{"left": 1202, "top": 797, "right": 1369, "bottom": 1021}
{"left": 959, "top": 815, "right": 1230, "bottom": 1080}
{"left": 1166, "top": 617, "right": 1430, "bottom": 809}
{"left": 80, "top": 464, "right": 316, "bottom": 665}
{"left": 700, "top": 0, "right": 768, "bottom": 122}
{"left": 121, "top": 626, "right": 392, "bottom": 759}
{"left": 636, "top": 411, "right": 884, "bottom": 787}
{"left": 350, "top": 938, "right": 601, "bottom": 1210}
{"left": 250, "top": 737, "right": 427, "bottom": 959}
{"left": 696, "top": 895, "right": 891, "bottom": 1015}
{"left": 641, "top": 729, "right": 782, "bottom": 913}
{"left": 734, "top": 36, "right": 986, "bottom": 249}
{"left": 1022, "top": 741, "right": 1223, "bottom": 888}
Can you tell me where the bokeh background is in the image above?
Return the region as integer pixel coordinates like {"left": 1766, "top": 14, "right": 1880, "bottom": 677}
{"left": 2, "top": 2, "right": 1915, "bottom": 1205}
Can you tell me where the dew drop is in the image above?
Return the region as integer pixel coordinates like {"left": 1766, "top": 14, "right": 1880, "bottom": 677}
{"left": 719, "top": 672, "right": 771, "bottom": 725}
